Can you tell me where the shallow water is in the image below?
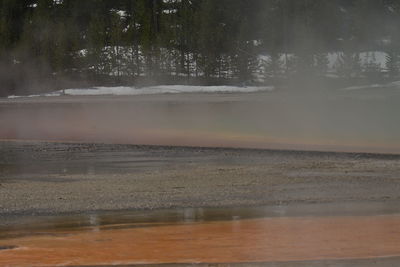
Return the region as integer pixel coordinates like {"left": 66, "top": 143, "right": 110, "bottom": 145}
{"left": 1, "top": 205, "right": 400, "bottom": 266}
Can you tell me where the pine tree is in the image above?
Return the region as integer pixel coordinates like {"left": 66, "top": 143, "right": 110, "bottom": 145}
{"left": 336, "top": 50, "right": 362, "bottom": 79}
{"left": 386, "top": 49, "right": 399, "bottom": 79}
{"left": 264, "top": 52, "right": 283, "bottom": 83}
{"left": 109, "top": 10, "right": 124, "bottom": 80}
{"left": 314, "top": 53, "right": 329, "bottom": 76}
{"left": 291, "top": 0, "right": 319, "bottom": 76}
{"left": 86, "top": 11, "right": 108, "bottom": 76}
{"left": 136, "top": 0, "right": 164, "bottom": 78}
{"left": 125, "top": 0, "right": 143, "bottom": 77}
{"left": 2, "top": 0, "right": 400, "bottom": 94}
{"left": 197, "top": 0, "right": 226, "bottom": 79}
{"left": 234, "top": 18, "right": 257, "bottom": 83}
{"left": 176, "top": 0, "right": 195, "bottom": 78}
{"left": 0, "top": 0, "right": 27, "bottom": 60}
{"left": 363, "top": 52, "right": 382, "bottom": 82}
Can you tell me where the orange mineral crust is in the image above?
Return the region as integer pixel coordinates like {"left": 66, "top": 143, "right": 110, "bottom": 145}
{"left": 1, "top": 215, "right": 400, "bottom": 266}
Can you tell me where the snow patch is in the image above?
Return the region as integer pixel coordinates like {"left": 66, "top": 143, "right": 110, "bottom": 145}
{"left": 342, "top": 84, "right": 384, "bottom": 91}
{"left": 7, "top": 85, "right": 275, "bottom": 99}
{"left": 342, "top": 81, "right": 400, "bottom": 91}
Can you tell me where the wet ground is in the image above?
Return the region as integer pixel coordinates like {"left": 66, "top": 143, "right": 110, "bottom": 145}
{"left": 2, "top": 206, "right": 400, "bottom": 266}
{"left": 1, "top": 141, "right": 400, "bottom": 265}
{"left": 1, "top": 141, "right": 400, "bottom": 221}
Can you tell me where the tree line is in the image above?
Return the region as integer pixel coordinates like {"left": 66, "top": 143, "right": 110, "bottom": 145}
{"left": 1, "top": 0, "right": 400, "bottom": 96}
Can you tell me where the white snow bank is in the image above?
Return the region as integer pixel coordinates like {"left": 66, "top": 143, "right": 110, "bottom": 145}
{"left": 342, "top": 81, "right": 400, "bottom": 91}
{"left": 7, "top": 94, "right": 41, "bottom": 99}
{"left": 342, "top": 84, "right": 384, "bottom": 91}
{"left": 7, "top": 85, "right": 275, "bottom": 99}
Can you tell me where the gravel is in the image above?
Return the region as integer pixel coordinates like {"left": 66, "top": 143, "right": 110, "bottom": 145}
{"left": 1, "top": 141, "right": 400, "bottom": 223}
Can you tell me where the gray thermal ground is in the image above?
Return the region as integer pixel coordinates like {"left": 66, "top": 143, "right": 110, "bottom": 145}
{"left": 1, "top": 141, "right": 400, "bottom": 226}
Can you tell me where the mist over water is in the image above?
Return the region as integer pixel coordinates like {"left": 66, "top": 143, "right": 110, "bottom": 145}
{"left": 2, "top": 2, "right": 400, "bottom": 266}
{"left": 1, "top": 87, "right": 399, "bottom": 154}
{"left": 1, "top": 1, "right": 400, "bottom": 155}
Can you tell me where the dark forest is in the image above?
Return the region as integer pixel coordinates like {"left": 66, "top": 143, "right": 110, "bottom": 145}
{"left": 1, "top": 0, "right": 400, "bottom": 96}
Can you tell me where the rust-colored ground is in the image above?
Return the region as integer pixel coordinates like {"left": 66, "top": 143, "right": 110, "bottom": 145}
{"left": 1, "top": 215, "right": 400, "bottom": 266}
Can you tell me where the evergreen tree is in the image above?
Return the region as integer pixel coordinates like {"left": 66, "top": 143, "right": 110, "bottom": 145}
{"left": 176, "top": 0, "right": 196, "bottom": 78}
{"left": 125, "top": 0, "right": 143, "bottom": 77}
{"left": 1, "top": 0, "right": 400, "bottom": 96}
{"left": 0, "top": 0, "right": 28, "bottom": 59}
{"left": 386, "top": 49, "right": 399, "bottom": 79}
{"left": 234, "top": 18, "right": 257, "bottom": 83}
{"left": 86, "top": 10, "right": 108, "bottom": 76}
{"left": 336, "top": 50, "right": 362, "bottom": 79}
{"left": 197, "top": 0, "right": 227, "bottom": 79}
{"left": 264, "top": 52, "right": 283, "bottom": 82}
{"left": 314, "top": 53, "right": 329, "bottom": 76}
{"left": 137, "top": 0, "right": 164, "bottom": 78}
{"left": 109, "top": 10, "right": 124, "bottom": 79}
{"left": 291, "top": 0, "right": 319, "bottom": 76}
{"left": 363, "top": 52, "right": 382, "bottom": 82}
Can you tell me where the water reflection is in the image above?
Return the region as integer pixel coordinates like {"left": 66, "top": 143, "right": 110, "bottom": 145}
{"left": 183, "top": 208, "right": 204, "bottom": 223}
{"left": 89, "top": 214, "right": 100, "bottom": 232}
{"left": 2, "top": 202, "right": 400, "bottom": 239}
{"left": 1, "top": 209, "right": 400, "bottom": 266}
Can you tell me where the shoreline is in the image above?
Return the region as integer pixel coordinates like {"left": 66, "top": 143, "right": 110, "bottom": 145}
{"left": 2, "top": 200, "right": 400, "bottom": 230}
{"left": 2, "top": 139, "right": 400, "bottom": 157}
{"left": 1, "top": 140, "right": 400, "bottom": 266}
{"left": 1, "top": 141, "right": 400, "bottom": 227}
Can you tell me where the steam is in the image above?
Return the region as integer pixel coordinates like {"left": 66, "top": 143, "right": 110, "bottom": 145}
{"left": 1, "top": 86, "right": 399, "bottom": 154}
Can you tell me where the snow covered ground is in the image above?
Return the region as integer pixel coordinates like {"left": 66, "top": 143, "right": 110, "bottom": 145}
{"left": 342, "top": 81, "right": 400, "bottom": 91}
{"left": 7, "top": 80, "right": 400, "bottom": 99}
{"left": 7, "top": 85, "right": 275, "bottom": 99}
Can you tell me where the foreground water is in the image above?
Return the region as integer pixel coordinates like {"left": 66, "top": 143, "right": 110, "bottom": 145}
{"left": 1, "top": 205, "right": 400, "bottom": 266}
